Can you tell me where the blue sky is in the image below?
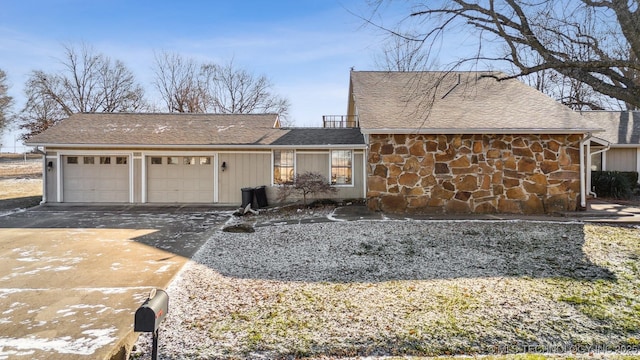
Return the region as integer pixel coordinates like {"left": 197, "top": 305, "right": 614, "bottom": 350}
{"left": 0, "top": 0, "right": 473, "bottom": 149}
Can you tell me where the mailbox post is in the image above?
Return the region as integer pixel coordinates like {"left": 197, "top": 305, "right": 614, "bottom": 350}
{"left": 134, "top": 289, "right": 168, "bottom": 360}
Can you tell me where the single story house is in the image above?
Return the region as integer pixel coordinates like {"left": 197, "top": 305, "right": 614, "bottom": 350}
{"left": 347, "top": 71, "right": 606, "bottom": 214}
{"left": 580, "top": 110, "right": 640, "bottom": 181}
{"left": 26, "top": 113, "right": 366, "bottom": 205}
{"left": 28, "top": 71, "right": 616, "bottom": 214}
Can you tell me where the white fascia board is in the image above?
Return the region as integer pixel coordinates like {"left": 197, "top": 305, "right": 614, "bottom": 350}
{"left": 28, "top": 143, "right": 368, "bottom": 150}
{"left": 359, "top": 128, "right": 604, "bottom": 135}
{"left": 608, "top": 144, "right": 640, "bottom": 148}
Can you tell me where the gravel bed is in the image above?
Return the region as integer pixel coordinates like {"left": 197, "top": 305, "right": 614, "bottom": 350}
{"left": 130, "top": 220, "right": 640, "bottom": 359}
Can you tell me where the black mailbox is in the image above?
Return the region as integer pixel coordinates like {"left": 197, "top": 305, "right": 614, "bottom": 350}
{"left": 134, "top": 289, "right": 169, "bottom": 333}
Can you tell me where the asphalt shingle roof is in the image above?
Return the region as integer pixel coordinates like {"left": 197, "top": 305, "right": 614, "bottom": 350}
{"left": 271, "top": 128, "right": 365, "bottom": 146}
{"left": 350, "top": 71, "right": 602, "bottom": 134}
{"left": 26, "top": 113, "right": 285, "bottom": 146}
{"left": 580, "top": 111, "right": 640, "bottom": 145}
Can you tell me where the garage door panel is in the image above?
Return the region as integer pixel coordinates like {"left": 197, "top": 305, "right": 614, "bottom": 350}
{"left": 147, "top": 156, "right": 214, "bottom": 203}
{"left": 63, "top": 155, "right": 129, "bottom": 203}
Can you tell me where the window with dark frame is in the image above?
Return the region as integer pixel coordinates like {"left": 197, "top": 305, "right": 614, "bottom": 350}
{"left": 116, "top": 156, "right": 127, "bottom": 165}
{"left": 199, "top": 157, "right": 211, "bottom": 165}
{"left": 151, "top": 157, "right": 162, "bottom": 165}
{"left": 100, "top": 156, "right": 111, "bottom": 165}
{"left": 273, "top": 150, "right": 294, "bottom": 184}
{"left": 83, "top": 156, "right": 94, "bottom": 164}
{"left": 67, "top": 156, "right": 78, "bottom": 164}
{"left": 331, "top": 150, "right": 352, "bottom": 185}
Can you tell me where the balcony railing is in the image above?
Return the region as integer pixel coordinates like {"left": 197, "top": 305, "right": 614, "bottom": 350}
{"left": 322, "top": 115, "right": 359, "bottom": 128}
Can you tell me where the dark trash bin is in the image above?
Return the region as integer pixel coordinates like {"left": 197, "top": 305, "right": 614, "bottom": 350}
{"left": 254, "top": 185, "right": 268, "bottom": 208}
{"left": 241, "top": 187, "right": 255, "bottom": 208}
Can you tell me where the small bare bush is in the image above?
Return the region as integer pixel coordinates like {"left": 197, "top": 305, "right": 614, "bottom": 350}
{"left": 276, "top": 172, "right": 337, "bottom": 205}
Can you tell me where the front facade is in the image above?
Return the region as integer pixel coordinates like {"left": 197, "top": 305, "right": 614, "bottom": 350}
{"left": 28, "top": 114, "right": 367, "bottom": 206}
{"left": 348, "top": 71, "right": 604, "bottom": 214}
{"left": 29, "top": 72, "right": 618, "bottom": 214}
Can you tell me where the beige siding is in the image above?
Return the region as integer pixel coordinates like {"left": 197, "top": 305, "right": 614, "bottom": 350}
{"left": 606, "top": 148, "right": 637, "bottom": 172}
{"left": 296, "top": 152, "right": 329, "bottom": 175}
{"left": 46, "top": 156, "right": 58, "bottom": 203}
{"left": 218, "top": 152, "right": 271, "bottom": 204}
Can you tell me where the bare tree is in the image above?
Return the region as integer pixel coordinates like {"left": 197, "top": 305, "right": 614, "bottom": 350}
{"left": 153, "top": 54, "right": 291, "bottom": 121}
{"left": 204, "top": 60, "right": 290, "bottom": 116}
{"left": 0, "top": 69, "right": 13, "bottom": 136}
{"left": 20, "top": 43, "right": 147, "bottom": 139}
{"left": 374, "top": 35, "right": 429, "bottom": 71}
{"left": 365, "top": 0, "right": 640, "bottom": 110}
{"left": 152, "top": 51, "right": 208, "bottom": 113}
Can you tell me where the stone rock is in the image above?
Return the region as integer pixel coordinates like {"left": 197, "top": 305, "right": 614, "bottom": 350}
{"left": 456, "top": 175, "right": 478, "bottom": 191}
{"left": 425, "top": 141, "right": 438, "bottom": 152}
{"left": 223, "top": 223, "right": 255, "bottom": 233}
{"left": 435, "top": 162, "right": 450, "bottom": 174}
{"left": 513, "top": 147, "right": 534, "bottom": 158}
{"left": 403, "top": 157, "right": 421, "bottom": 172}
{"left": 446, "top": 199, "right": 471, "bottom": 213}
{"left": 498, "top": 199, "right": 522, "bottom": 214}
{"left": 382, "top": 155, "right": 405, "bottom": 164}
{"left": 368, "top": 176, "right": 387, "bottom": 192}
{"left": 517, "top": 157, "right": 537, "bottom": 173}
{"left": 373, "top": 165, "right": 388, "bottom": 177}
{"left": 522, "top": 195, "right": 545, "bottom": 214}
{"left": 380, "top": 194, "right": 407, "bottom": 212}
{"left": 544, "top": 194, "right": 570, "bottom": 213}
{"left": 474, "top": 202, "right": 497, "bottom": 213}
{"left": 450, "top": 156, "right": 471, "bottom": 168}
{"left": 540, "top": 160, "right": 559, "bottom": 174}
{"left": 395, "top": 146, "right": 409, "bottom": 155}
{"left": 389, "top": 164, "right": 403, "bottom": 177}
{"left": 380, "top": 144, "right": 395, "bottom": 155}
{"left": 394, "top": 134, "right": 407, "bottom": 145}
{"left": 486, "top": 149, "right": 501, "bottom": 158}
{"left": 409, "top": 141, "right": 426, "bottom": 156}
{"left": 506, "top": 187, "right": 527, "bottom": 200}
{"left": 399, "top": 173, "right": 420, "bottom": 186}
{"left": 455, "top": 191, "right": 471, "bottom": 201}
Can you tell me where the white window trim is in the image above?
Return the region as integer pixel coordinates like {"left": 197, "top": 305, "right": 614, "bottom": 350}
{"left": 271, "top": 149, "right": 296, "bottom": 186}
{"left": 330, "top": 149, "right": 355, "bottom": 188}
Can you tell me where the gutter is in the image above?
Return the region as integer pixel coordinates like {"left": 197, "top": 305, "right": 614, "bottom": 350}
{"left": 587, "top": 142, "right": 611, "bottom": 198}
{"left": 24, "top": 143, "right": 368, "bottom": 150}
{"left": 579, "top": 133, "right": 593, "bottom": 209}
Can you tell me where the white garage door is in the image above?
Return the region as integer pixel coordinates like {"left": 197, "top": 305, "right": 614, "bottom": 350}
{"left": 63, "top": 155, "right": 130, "bottom": 203}
{"left": 147, "top": 156, "right": 214, "bottom": 203}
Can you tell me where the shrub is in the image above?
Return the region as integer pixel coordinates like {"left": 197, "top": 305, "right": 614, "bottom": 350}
{"left": 276, "top": 172, "right": 337, "bottom": 205}
{"left": 591, "top": 171, "right": 634, "bottom": 199}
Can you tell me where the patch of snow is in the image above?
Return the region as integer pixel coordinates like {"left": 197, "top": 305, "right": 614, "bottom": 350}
{"left": 0, "top": 327, "right": 117, "bottom": 355}
{"left": 155, "top": 264, "right": 171, "bottom": 273}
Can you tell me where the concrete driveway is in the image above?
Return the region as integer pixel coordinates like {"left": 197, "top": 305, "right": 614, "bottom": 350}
{"left": 0, "top": 205, "right": 231, "bottom": 360}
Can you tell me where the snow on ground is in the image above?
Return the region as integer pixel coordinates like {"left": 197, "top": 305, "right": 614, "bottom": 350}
{"left": 130, "top": 220, "right": 640, "bottom": 359}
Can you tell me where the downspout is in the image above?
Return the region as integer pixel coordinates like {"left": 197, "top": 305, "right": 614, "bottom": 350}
{"left": 587, "top": 143, "right": 611, "bottom": 198}
{"left": 33, "top": 146, "right": 47, "bottom": 204}
{"left": 579, "top": 133, "right": 592, "bottom": 209}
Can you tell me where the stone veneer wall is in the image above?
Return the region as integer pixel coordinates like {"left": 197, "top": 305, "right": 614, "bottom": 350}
{"left": 367, "top": 134, "right": 583, "bottom": 214}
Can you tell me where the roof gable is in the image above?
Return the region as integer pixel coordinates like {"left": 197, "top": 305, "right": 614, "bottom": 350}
{"left": 581, "top": 111, "right": 640, "bottom": 145}
{"left": 350, "top": 71, "right": 601, "bottom": 134}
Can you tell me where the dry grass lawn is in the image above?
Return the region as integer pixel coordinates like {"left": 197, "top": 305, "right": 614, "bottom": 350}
{"left": 0, "top": 156, "right": 42, "bottom": 210}
{"left": 131, "top": 221, "right": 640, "bottom": 359}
